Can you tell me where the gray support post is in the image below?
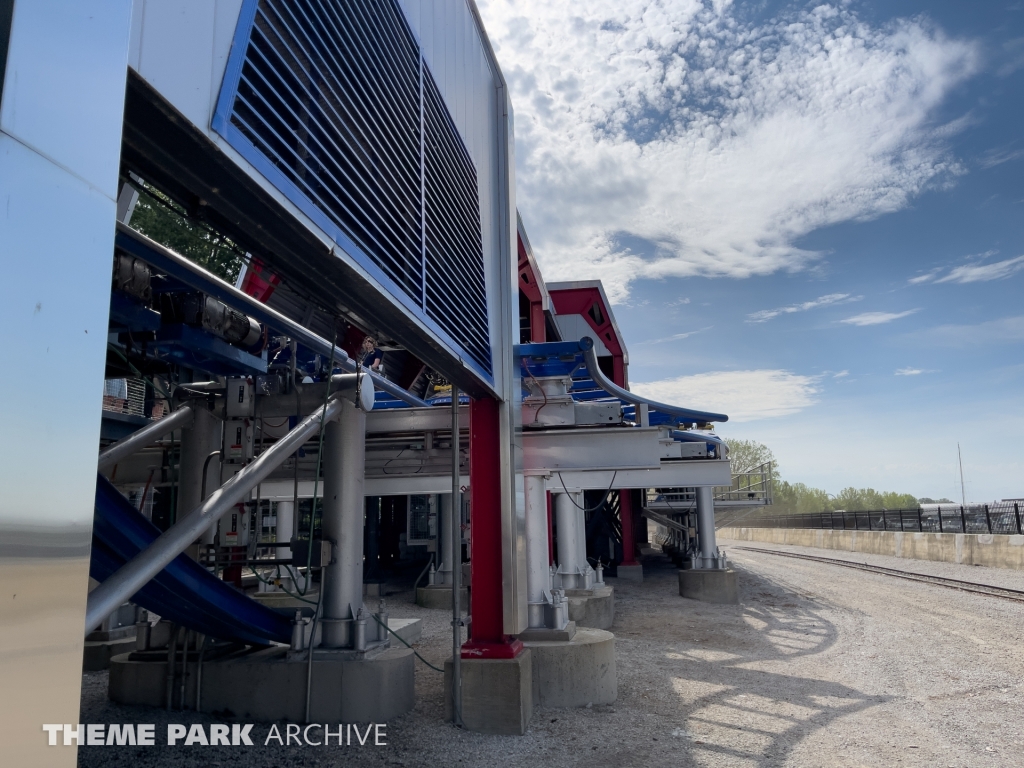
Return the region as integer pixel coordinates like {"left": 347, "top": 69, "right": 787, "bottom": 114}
{"left": 555, "top": 492, "right": 581, "bottom": 588}
{"left": 696, "top": 486, "right": 719, "bottom": 569}
{"left": 525, "top": 474, "right": 550, "bottom": 628}
{"left": 176, "top": 405, "right": 222, "bottom": 546}
{"left": 320, "top": 399, "right": 367, "bottom": 648}
{"left": 275, "top": 500, "right": 294, "bottom": 561}
{"left": 438, "top": 493, "right": 453, "bottom": 586}
{"left": 450, "top": 384, "right": 463, "bottom": 728}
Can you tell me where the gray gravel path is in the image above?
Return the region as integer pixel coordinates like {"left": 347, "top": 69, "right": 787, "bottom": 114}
{"left": 77, "top": 548, "right": 1024, "bottom": 767}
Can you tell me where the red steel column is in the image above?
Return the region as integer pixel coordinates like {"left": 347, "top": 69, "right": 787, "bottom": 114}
{"left": 619, "top": 489, "right": 638, "bottom": 566}
{"left": 463, "top": 397, "right": 523, "bottom": 658}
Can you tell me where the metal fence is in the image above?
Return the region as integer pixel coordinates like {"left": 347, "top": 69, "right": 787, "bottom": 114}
{"left": 733, "top": 502, "right": 1024, "bottom": 535}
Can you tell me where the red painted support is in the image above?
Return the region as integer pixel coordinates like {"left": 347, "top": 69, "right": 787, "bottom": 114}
{"left": 238, "top": 257, "right": 281, "bottom": 302}
{"left": 517, "top": 234, "right": 547, "bottom": 343}
{"left": 619, "top": 489, "right": 637, "bottom": 566}
{"left": 462, "top": 397, "right": 523, "bottom": 659}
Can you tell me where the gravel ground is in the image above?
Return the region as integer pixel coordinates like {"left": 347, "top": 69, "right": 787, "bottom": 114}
{"left": 78, "top": 546, "right": 1024, "bottom": 768}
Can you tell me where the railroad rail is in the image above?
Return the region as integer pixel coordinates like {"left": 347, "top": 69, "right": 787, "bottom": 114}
{"left": 732, "top": 546, "right": 1024, "bottom": 604}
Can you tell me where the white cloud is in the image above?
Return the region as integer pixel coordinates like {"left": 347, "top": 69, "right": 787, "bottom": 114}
{"left": 908, "top": 268, "right": 942, "bottom": 284}
{"left": 478, "top": 0, "right": 979, "bottom": 301}
{"left": 936, "top": 255, "right": 1024, "bottom": 283}
{"left": 895, "top": 367, "right": 927, "bottom": 375}
{"left": 639, "top": 326, "right": 712, "bottom": 344}
{"left": 747, "top": 293, "right": 860, "bottom": 323}
{"left": 631, "top": 369, "right": 819, "bottom": 422}
{"left": 911, "top": 315, "right": 1024, "bottom": 346}
{"left": 833, "top": 370, "right": 849, "bottom": 378}
{"left": 909, "top": 251, "right": 1024, "bottom": 284}
{"left": 841, "top": 309, "right": 920, "bottom": 326}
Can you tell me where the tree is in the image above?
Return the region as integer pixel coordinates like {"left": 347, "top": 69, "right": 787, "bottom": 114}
{"left": 724, "top": 439, "right": 777, "bottom": 474}
{"left": 128, "top": 184, "right": 245, "bottom": 284}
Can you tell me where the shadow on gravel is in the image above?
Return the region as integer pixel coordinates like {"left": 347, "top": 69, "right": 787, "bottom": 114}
{"left": 613, "top": 552, "right": 890, "bottom": 768}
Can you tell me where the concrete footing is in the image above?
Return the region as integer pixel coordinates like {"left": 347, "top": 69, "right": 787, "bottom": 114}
{"left": 616, "top": 564, "right": 643, "bottom": 582}
{"left": 444, "top": 652, "right": 533, "bottom": 735}
{"left": 83, "top": 636, "right": 137, "bottom": 671}
{"left": 109, "top": 645, "right": 414, "bottom": 722}
{"left": 565, "top": 585, "right": 614, "bottom": 629}
{"left": 522, "top": 628, "right": 616, "bottom": 708}
{"left": 416, "top": 584, "right": 468, "bottom": 610}
{"left": 519, "top": 622, "right": 576, "bottom": 642}
{"left": 679, "top": 568, "right": 739, "bottom": 604}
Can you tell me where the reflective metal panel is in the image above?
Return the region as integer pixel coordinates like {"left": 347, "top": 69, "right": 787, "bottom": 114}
{"left": 0, "top": 3, "right": 131, "bottom": 763}
{"left": 0, "top": 0, "right": 132, "bottom": 197}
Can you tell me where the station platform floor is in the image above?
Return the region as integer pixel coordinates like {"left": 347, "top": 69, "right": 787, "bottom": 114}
{"left": 77, "top": 546, "right": 1024, "bottom": 767}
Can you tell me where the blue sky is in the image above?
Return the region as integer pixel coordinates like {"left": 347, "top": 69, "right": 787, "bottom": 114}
{"left": 478, "top": 0, "right": 1024, "bottom": 502}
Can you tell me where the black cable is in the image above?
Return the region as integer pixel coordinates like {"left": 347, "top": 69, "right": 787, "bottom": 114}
{"left": 556, "top": 470, "right": 618, "bottom": 513}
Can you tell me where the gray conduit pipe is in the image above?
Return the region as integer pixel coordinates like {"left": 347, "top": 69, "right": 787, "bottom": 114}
{"left": 98, "top": 404, "right": 195, "bottom": 472}
{"left": 581, "top": 337, "right": 728, "bottom": 423}
{"left": 85, "top": 395, "right": 351, "bottom": 632}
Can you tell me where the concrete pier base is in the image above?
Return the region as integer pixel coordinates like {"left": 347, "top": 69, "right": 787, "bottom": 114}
{"left": 522, "top": 628, "right": 616, "bottom": 708}
{"left": 444, "top": 652, "right": 533, "bottom": 735}
{"left": 565, "top": 585, "right": 614, "bottom": 629}
{"left": 109, "top": 645, "right": 414, "bottom": 722}
{"left": 416, "top": 584, "right": 468, "bottom": 610}
{"left": 616, "top": 564, "right": 643, "bottom": 582}
{"left": 83, "top": 636, "right": 137, "bottom": 671}
{"left": 679, "top": 568, "right": 739, "bottom": 604}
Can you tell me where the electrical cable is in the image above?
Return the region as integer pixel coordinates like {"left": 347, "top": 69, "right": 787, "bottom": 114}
{"left": 520, "top": 357, "right": 548, "bottom": 424}
{"left": 556, "top": 470, "right": 618, "bottom": 513}
{"left": 369, "top": 614, "right": 444, "bottom": 673}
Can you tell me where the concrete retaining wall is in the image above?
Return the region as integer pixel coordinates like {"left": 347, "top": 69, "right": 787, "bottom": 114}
{"left": 719, "top": 527, "right": 1024, "bottom": 570}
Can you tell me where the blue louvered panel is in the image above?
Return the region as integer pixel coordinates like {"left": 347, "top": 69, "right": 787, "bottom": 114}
{"left": 231, "top": 0, "right": 423, "bottom": 300}
{"left": 215, "top": 0, "right": 493, "bottom": 378}
{"left": 422, "top": 69, "right": 491, "bottom": 375}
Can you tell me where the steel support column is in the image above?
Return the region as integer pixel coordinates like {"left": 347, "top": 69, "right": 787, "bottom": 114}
{"left": 555, "top": 492, "right": 583, "bottom": 589}
{"left": 175, "top": 404, "right": 222, "bottom": 545}
{"left": 696, "top": 486, "right": 721, "bottom": 569}
{"left": 619, "top": 489, "right": 637, "bottom": 566}
{"left": 320, "top": 399, "right": 367, "bottom": 647}
{"left": 525, "top": 475, "right": 551, "bottom": 627}
{"left": 463, "top": 398, "right": 522, "bottom": 657}
{"left": 438, "top": 493, "right": 454, "bottom": 586}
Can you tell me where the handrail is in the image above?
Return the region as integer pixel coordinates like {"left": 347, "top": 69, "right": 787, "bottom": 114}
{"left": 85, "top": 395, "right": 350, "bottom": 631}
{"left": 114, "top": 223, "right": 429, "bottom": 408}
{"left": 98, "top": 405, "right": 194, "bottom": 471}
{"left": 580, "top": 337, "right": 728, "bottom": 423}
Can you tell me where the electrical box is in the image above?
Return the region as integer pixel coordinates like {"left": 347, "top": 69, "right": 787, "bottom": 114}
{"left": 226, "top": 377, "right": 255, "bottom": 418}
{"left": 223, "top": 419, "right": 254, "bottom": 463}
{"left": 220, "top": 502, "right": 250, "bottom": 546}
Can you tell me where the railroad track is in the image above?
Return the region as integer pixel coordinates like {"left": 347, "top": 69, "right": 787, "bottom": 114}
{"left": 732, "top": 546, "right": 1024, "bottom": 604}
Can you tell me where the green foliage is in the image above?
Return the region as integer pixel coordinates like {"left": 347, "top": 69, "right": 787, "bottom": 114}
{"left": 734, "top": 437, "right": 923, "bottom": 515}
{"left": 918, "top": 497, "right": 954, "bottom": 504}
{"left": 773, "top": 481, "right": 833, "bottom": 515}
{"left": 725, "top": 438, "right": 777, "bottom": 474}
{"left": 129, "top": 185, "right": 245, "bottom": 284}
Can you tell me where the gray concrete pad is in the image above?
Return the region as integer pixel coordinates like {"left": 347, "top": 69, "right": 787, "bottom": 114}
{"left": 388, "top": 617, "right": 422, "bottom": 645}
{"left": 522, "top": 628, "right": 616, "bottom": 709}
{"left": 109, "top": 645, "right": 414, "bottom": 722}
{"left": 416, "top": 584, "right": 468, "bottom": 610}
{"left": 444, "top": 652, "right": 533, "bottom": 735}
{"left": 616, "top": 564, "right": 644, "bottom": 582}
{"left": 679, "top": 568, "right": 739, "bottom": 604}
{"left": 565, "top": 585, "right": 614, "bottom": 629}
